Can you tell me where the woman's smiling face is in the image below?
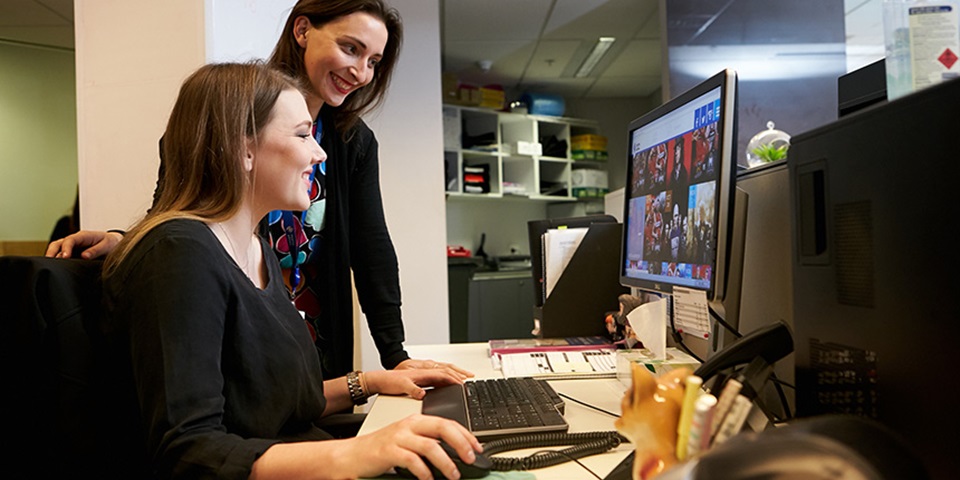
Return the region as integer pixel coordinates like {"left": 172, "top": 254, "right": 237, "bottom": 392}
{"left": 295, "top": 12, "right": 388, "bottom": 109}
{"left": 251, "top": 89, "right": 326, "bottom": 213}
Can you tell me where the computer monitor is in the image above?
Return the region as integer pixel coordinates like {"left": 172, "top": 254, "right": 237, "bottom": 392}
{"left": 619, "top": 69, "right": 747, "bottom": 357}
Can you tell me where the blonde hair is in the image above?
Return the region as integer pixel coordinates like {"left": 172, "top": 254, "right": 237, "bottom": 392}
{"left": 104, "top": 61, "right": 301, "bottom": 276}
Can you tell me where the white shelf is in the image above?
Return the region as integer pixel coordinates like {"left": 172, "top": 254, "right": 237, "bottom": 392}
{"left": 443, "top": 104, "right": 601, "bottom": 201}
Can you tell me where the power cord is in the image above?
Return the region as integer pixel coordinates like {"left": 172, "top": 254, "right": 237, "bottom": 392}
{"left": 522, "top": 449, "right": 604, "bottom": 479}
{"left": 557, "top": 392, "right": 620, "bottom": 418}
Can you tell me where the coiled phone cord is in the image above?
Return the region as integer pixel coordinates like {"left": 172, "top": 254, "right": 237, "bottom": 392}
{"left": 483, "top": 431, "right": 627, "bottom": 471}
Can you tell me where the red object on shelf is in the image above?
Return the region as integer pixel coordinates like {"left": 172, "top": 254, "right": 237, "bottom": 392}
{"left": 447, "top": 245, "right": 472, "bottom": 257}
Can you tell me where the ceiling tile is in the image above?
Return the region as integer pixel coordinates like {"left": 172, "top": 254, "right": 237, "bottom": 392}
{"left": 443, "top": 0, "right": 551, "bottom": 41}
{"left": 586, "top": 75, "right": 661, "bottom": 98}
{"left": 525, "top": 39, "right": 582, "bottom": 78}
{"left": 0, "top": 0, "right": 72, "bottom": 27}
{"left": 603, "top": 39, "right": 661, "bottom": 77}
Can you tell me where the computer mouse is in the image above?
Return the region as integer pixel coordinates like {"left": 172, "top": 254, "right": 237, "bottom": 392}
{"left": 394, "top": 440, "right": 492, "bottom": 479}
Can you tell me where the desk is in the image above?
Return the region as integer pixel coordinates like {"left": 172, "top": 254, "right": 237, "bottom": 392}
{"left": 358, "top": 343, "right": 633, "bottom": 479}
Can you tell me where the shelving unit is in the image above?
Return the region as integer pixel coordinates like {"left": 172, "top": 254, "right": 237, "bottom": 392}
{"left": 443, "top": 104, "right": 603, "bottom": 202}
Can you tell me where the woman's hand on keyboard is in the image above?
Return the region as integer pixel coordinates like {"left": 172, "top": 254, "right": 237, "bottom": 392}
{"left": 396, "top": 358, "right": 474, "bottom": 381}
{"left": 366, "top": 369, "right": 466, "bottom": 400}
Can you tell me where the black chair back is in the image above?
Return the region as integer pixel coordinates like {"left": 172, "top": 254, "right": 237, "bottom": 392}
{"left": 0, "top": 256, "right": 144, "bottom": 477}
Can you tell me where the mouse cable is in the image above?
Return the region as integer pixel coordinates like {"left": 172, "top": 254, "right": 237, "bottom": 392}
{"left": 557, "top": 392, "right": 620, "bottom": 418}
{"left": 483, "top": 431, "right": 626, "bottom": 472}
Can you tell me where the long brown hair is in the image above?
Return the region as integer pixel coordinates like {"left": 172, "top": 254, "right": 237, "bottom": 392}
{"left": 104, "top": 61, "right": 300, "bottom": 276}
{"left": 268, "top": 0, "right": 403, "bottom": 136}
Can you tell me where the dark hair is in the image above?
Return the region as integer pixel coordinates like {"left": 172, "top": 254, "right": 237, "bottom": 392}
{"left": 268, "top": 0, "right": 403, "bottom": 137}
{"left": 105, "top": 61, "right": 300, "bottom": 275}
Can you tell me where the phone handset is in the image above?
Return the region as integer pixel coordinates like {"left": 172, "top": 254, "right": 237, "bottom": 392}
{"left": 482, "top": 431, "right": 626, "bottom": 471}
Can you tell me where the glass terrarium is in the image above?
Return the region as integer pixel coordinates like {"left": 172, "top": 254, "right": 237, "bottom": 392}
{"left": 746, "top": 121, "right": 790, "bottom": 168}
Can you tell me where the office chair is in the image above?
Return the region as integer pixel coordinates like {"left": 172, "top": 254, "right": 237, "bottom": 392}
{"left": 0, "top": 255, "right": 144, "bottom": 477}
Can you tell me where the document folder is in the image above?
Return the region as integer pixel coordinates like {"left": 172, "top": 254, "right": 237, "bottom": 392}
{"left": 527, "top": 216, "right": 628, "bottom": 338}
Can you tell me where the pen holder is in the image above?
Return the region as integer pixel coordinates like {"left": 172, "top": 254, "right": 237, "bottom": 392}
{"left": 615, "top": 361, "right": 764, "bottom": 479}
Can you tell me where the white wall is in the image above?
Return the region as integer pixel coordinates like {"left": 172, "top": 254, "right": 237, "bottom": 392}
{"left": 75, "top": 0, "right": 206, "bottom": 231}
{"left": 75, "top": 0, "right": 449, "bottom": 371}
{"left": 361, "top": 0, "right": 449, "bottom": 370}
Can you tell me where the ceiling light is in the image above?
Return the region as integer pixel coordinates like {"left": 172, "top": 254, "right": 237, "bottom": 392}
{"left": 575, "top": 37, "right": 616, "bottom": 78}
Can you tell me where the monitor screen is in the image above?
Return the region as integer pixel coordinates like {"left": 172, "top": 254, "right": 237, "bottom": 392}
{"left": 620, "top": 69, "right": 738, "bottom": 301}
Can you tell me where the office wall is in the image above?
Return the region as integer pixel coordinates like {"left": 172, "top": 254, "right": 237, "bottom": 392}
{"left": 566, "top": 95, "right": 659, "bottom": 197}
{"left": 361, "top": 0, "right": 449, "bottom": 368}
{"left": 446, "top": 200, "right": 547, "bottom": 257}
{"left": 75, "top": 0, "right": 206, "bottom": 232}
{"left": 0, "top": 43, "right": 77, "bottom": 241}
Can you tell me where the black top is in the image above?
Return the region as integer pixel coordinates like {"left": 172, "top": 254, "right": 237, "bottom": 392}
{"left": 103, "top": 219, "right": 331, "bottom": 479}
{"left": 153, "top": 107, "right": 409, "bottom": 379}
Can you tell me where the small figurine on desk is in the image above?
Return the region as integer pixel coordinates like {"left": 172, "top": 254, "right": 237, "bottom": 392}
{"left": 615, "top": 363, "right": 692, "bottom": 479}
{"left": 605, "top": 293, "right": 647, "bottom": 347}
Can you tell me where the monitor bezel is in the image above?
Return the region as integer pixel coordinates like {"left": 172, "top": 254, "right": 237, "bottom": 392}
{"left": 618, "top": 68, "right": 738, "bottom": 301}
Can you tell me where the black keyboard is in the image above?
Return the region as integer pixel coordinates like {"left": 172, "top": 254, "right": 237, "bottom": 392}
{"left": 422, "top": 377, "right": 569, "bottom": 440}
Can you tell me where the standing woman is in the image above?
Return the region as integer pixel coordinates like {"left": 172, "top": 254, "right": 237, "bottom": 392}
{"left": 47, "top": 0, "right": 469, "bottom": 381}
{"left": 265, "top": 0, "right": 442, "bottom": 379}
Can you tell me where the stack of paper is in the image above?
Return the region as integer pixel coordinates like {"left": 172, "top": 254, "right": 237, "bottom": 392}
{"left": 541, "top": 227, "right": 588, "bottom": 300}
{"left": 496, "top": 350, "right": 617, "bottom": 380}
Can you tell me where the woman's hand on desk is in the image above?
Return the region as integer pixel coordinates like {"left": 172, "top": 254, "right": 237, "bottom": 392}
{"left": 396, "top": 358, "right": 474, "bottom": 381}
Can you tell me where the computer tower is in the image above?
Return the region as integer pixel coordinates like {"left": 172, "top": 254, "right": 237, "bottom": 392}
{"left": 789, "top": 77, "right": 960, "bottom": 479}
{"left": 735, "top": 161, "right": 795, "bottom": 415}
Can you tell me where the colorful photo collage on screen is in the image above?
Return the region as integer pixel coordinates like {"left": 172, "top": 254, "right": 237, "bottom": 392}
{"left": 624, "top": 94, "right": 721, "bottom": 289}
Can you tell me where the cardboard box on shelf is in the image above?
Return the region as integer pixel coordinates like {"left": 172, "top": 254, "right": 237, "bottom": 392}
{"left": 504, "top": 141, "right": 542, "bottom": 156}
{"left": 572, "top": 149, "right": 608, "bottom": 161}
{"left": 571, "top": 134, "right": 607, "bottom": 151}
{"left": 478, "top": 86, "right": 505, "bottom": 110}
{"left": 572, "top": 187, "right": 608, "bottom": 198}
{"left": 572, "top": 168, "right": 608, "bottom": 188}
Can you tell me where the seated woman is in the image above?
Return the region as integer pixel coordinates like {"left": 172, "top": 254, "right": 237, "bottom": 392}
{"left": 101, "top": 61, "right": 481, "bottom": 480}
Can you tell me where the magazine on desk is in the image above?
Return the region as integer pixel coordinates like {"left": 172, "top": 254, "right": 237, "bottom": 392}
{"left": 494, "top": 349, "right": 618, "bottom": 380}
{"left": 488, "top": 336, "right": 614, "bottom": 355}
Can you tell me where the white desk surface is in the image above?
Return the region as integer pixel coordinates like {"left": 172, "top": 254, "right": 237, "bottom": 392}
{"left": 358, "top": 343, "right": 633, "bottom": 479}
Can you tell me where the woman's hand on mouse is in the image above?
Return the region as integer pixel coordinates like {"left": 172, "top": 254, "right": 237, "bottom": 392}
{"left": 250, "top": 414, "right": 481, "bottom": 480}
{"left": 348, "top": 414, "right": 482, "bottom": 480}
{"left": 364, "top": 369, "right": 464, "bottom": 400}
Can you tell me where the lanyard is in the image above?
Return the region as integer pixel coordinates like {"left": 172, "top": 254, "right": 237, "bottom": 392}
{"left": 282, "top": 116, "right": 322, "bottom": 290}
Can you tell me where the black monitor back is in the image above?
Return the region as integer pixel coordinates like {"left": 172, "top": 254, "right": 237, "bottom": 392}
{"left": 789, "top": 77, "right": 960, "bottom": 479}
